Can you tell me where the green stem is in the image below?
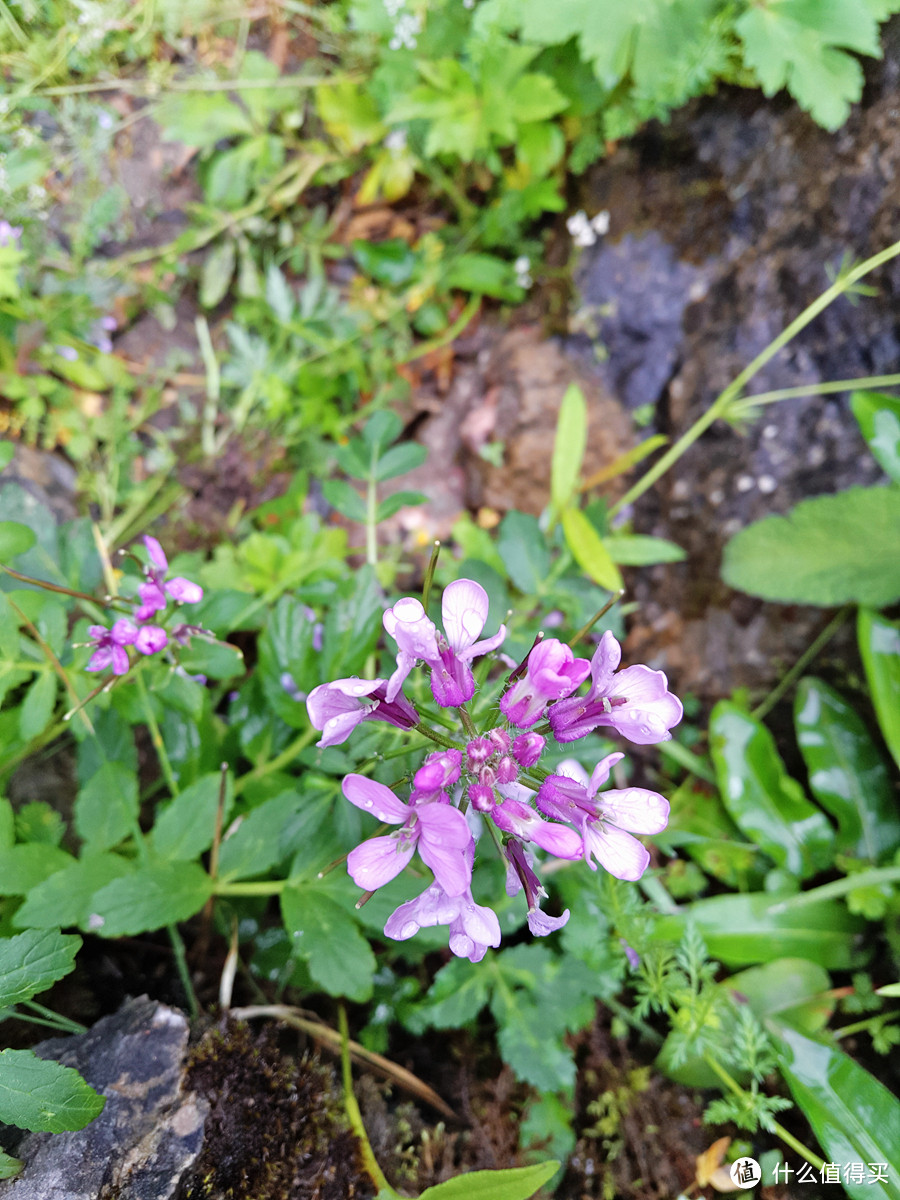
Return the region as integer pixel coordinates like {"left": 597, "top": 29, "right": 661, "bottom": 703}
{"left": 834, "top": 1012, "right": 900, "bottom": 1040}
{"left": 457, "top": 705, "right": 476, "bottom": 738}
{"left": 751, "top": 606, "right": 850, "bottom": 722}
{"left": 168, "top": 923, "right": 199, "bottom": 1022}
{"left": 729, "top": 372, "right": 900, "bottom": 420}
{"left": 135, "top": 671, "right": 179, "bottom": 796}
{"left": 365, "top": 471, "right": 378, "bottom": 569}
{"left": 421, "top": 540, "right": 441, "bottom": 609}
{"left": 609, "top": 237, "right": 900, "bottom": 517}
{"left": 767, "top": 865, "right": 900, "bottom": 912}
{"left": 214, "top": 879, "right": 289, "bottom": 897}
{"left": 232, "top": 726, "right": 318, "bottom": 797}
{"left": 703, "top": 1054, "right": 825, "bottom": 1171}
{"left": 569, "top": 590, "right": 625, "bottom": 648}
{"left": 338, "top": 1004, "right": 398, "bottom": 1196}
{"left": 412, "top": 723, "right": 465, "bottom": 751}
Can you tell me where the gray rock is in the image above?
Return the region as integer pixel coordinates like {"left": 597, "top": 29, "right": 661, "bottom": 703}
{"left": 0, "top": 997, "right": 206, "bottom": 1200}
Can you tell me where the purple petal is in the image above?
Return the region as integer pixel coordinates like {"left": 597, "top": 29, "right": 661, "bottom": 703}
{"left": 384, "top": 883, "right": 461, "bottom": 940}
{"left": 383, "top": 597, "right": 441, "bottom": 660}
{"left": 307, "top": 679, "right": 381, "bottom": 746}
{"left": 143, "top": 535, "right": 169, "bottom": 573}
{"left": 527, "top": 907, "right": 570, "bottom": 936}
{"left": 597, "top": 787, "right": 670, "bottom": 834}
{"left": 347, "top": 835, "right": 415, "bottom": 890}
{"left": 135, "top": 625, "right": 168, "bottom": 655}
{"left": 416, "top": 838, "right": 472, "bottom": 897}
{"left": 587, "top": 630, "right": 621, "bottom": 696}
{"left": 135, "top": 581, "right": 166, "bottom": 618}
{"left": 512, "top": 732, "right": 545, "bottom": 768}
{"left": 461, "top": 623, "right": 506, "bottom": 662}
{"left": 441, "top": 578, "right": 488, "bottom": 654}
{"left": 110, "top": 644, "right": 131, "bottom": 675}
{"left": 587, "top": 752, "right": 626, "bottom": 795}
{"left": 583, "top": 823, "right": 650, "bottom": 880}
{"left": 415, "top": 802, "right": 473, "bottom": 848}
{"left": 87, "top": 646, "right": 114, "bottom": 672}
{"left": 87, "top": 625, "right": 109, "bottom": 642}
{"left": 342, "top": 774, "right": 410, "bottom": 824}
{"left": 110, "top": 618, "right": 138, "bottom": 645}
{"left": 165, "top": 577, "right": 204, "bottom": 605}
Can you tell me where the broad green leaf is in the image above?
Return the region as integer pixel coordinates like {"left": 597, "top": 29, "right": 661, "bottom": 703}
{"left": 443, "top": 252, "right": 519, "bottom": 300}
{"left": 654, "top": 891, "right": 863, "bottom": 969}
{"left": 710, "top": 702, "right": 833, "bottom": 879}
{"left": 562, "top": 508, "right": 623, "bottom": 592}
{"left": 377, "top": 490, "right": 428, "bottom": 521}
{"left": 362, "top": 410, "right": 403, "bottom": 452}
{"left": 605, "top": 534, "right": 686, "bottom": 565}
{"left": 410, "top": 956, "right": 492, "bottom": 1031}
{"left": 199, "top": 239, "right": 236, "bottom": 308}
{"left": 858, "top": 608, "right": 900, "bottom": 771}
{"left": 75, "top": 761, "right": 139, "bottom": 853}
{"left": 156, "top": 93, "right": 254, "bottom": 148}
{"left": 0, "top": 928, "right": 80, "bottom": 1007}
{"left": 851, "top": 390, "right": 900, "bottom": 483}
{"left": 316, "top": 80, "right": 385, "bottom": 151}
{"left": 496, "top": 1001, "right": 575, "bottom": 1092}
{"left": 150, "top": 772, "right": 232, "bottom": 862}
{"left": 794, "top": 677, "right": 900, "bottom": 860}
{"left": 89, "top": 862, "right": 213, "bottom": 936}
{"left": 217, "top": 791, "right": 301, "bottom": 881}
{"left": 0, "top": 845, "right": 74, "bottom": 896}
{"left": 551, "top": 384, "right": 587, "bottom": 513}
{"left": 0, "top": 521, "right": 36, "bottom": 560}
{"left": 14, "top": 854, "right": 133, "bottom": 930}
{"left": 775, "top": 1024, "right": 900, "bottom": 1194}
{"left": 352, "top": 239, "right": 417, "bottom": 287}
{"left": 281, "top": 885, "right": 376, "bottom": 1002}
{"left": 721, "top": 487, "right": 900, "bottom": 607}
{"left": 0, "top": 1050, "right": 105, "bottom": 1133}
{"left": 319, "top": 567, "right": 382, "bottom": 681}
{"left": 726, "top": 958, "right": 833, "bottom": 1035}
{"left": 18, "top": 670, "right": 56, "bottom": 742}
{"left": 497, "top": 511, "right": 550, "bottom": 595}
{"left": 418, "top": 1161, "right": 560, "bottom": 1200}
{"left": 0, "top": 1150, "right": 22, "bottom": 1179}
{"left": 322, "top": 478, "right": 366, "bottom": 522}
{"left": 373, "top": 442, "right": 427, "bottom": 482}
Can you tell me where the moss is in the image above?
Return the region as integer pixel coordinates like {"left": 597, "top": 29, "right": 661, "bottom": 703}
{"left": 179, "top": 1019, "right": 373, "bottom": 1200}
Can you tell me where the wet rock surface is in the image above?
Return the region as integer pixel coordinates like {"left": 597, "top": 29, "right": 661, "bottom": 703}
{"left": 0, "top": 997, "right": 205, "bottom": 1200}
{"left": 564, "top": 69, "right": 900, "bottom": 697}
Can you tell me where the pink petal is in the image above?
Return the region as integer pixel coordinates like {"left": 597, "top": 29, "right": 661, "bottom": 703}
{"left": 165, "top": 577, "right": 203, "bottom": 605}
{"left": 441, "top": 578, "right": 489, "bottom": 653}
{"left": 583, "top": 823, "right": 650, "bottom": 880}
{"left": 87, "top": 646, "right": 113, "bottom": 673}
{"left": 417, "top": 840, "right": 471, "bottom": 896}
{"left": 347, "top": 835, "right": 415, "bottom": 890}
{"left": 597, "top": 787, "right": 670, "bottom": 834}
{"left": 556, "top": 758, "right": 590, "bottom": 787}
{"left": 110, "top": 618, "right": 138, "bottom": 645}
{"left": 415, "top": 802, "right": 473, "bottom": 848}
{"left": 135, "top": 625, "right": 168, "bottom": 654}
{"left": 384, "top": 883, "right": 461, "bottom": 940}
{"left": 528, "top": 819, "right": 582, "bottom": 859}
{"left": 587, "top": 751, "right": 626, "bottom": 795}
{"left": 460, "top": 623, "right": 507, "bottom": 662}
{"left": 342, "top": 774, "right": 410, "bottom": 823}
{"left": 110, "top": 645, "right": 130, "bottom": 675}
{"left": 143, "top": 535, "right": 168, "bottom": 572}
{"left": 588, "top": 630, "right": 621, "bottom": 695}
{"left": 383, "top": 597, "right": 440, "bottom": 660}
{"left": 527, "top": 907, "right": 570, "bottom": 936}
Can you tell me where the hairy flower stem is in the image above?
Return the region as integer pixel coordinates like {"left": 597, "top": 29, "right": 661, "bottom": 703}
{"left": 457, "top": 705, "right": 477, "bottom": 737}
{"left": 338, "top": 1004, "right": 398, "bottom": 1197}
{"left": 703, "top": 1054, "right": 825, "bottom": 1171}
{"left": 610, "top": 236, "right": 900, "bottom": 517}
{"left": 412, "top": 722, "right": 464, "bottom": 751}
{"left": 421, "top": 539, "right": 441, "bottom": 609}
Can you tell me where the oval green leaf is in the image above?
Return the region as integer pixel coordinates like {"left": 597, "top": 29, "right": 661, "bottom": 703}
{"left": 551, "top": 384, "right": 587, "bottom": 514}
{"left": 858, "top": 608, "right": 900, "bottom": 772}
{"left": 0, "top": 929, "right": 81, "bottom": 1007}
{"left": 0, "top": 1050, "right": 105, "bottom": 1133}
{"left": 851, "top": 390, "right": 900, "bottom": 483}
{"left": 561, "top": 507, "right": 623, "bottom": 592}
{"left": 0, "top": 521, "right": 36, "bottom": 561}
{"left": 418, "top": 1161, "right": 560, "bottom": 1200}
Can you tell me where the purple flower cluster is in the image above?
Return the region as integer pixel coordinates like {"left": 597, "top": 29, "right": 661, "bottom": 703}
{"left": 85, "top": 537, "right": 204, "bottom": 676}
{"left": 307, "top": 581, "right": 681, "bottom": 962}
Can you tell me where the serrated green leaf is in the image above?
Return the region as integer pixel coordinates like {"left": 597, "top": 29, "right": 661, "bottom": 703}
{"left": 217, "top": 791, "right": 300, "bottom": 881}
{"left": 418, "top": 1161, "right": 560, "bottom": 1200}
{"left": 0, "top": 1049, "right": 105, "bottom": 1133}
{"left": 0, "top": 521, "right": 36, "bottom": 560}
{"left": 794, "top": 677, "right": 900, "bottom": 861}
{"left": 775, "top": 1024, "right": 900, "bottom": 1194}
{"left": 851, "top": 390, "right": 900, "bottom": 483}
{"left": 281, "top": 885, "right": 376, "bottom": 1001}
{"left": 89, "top": 861, "right": 213, "bottom": 937}
{"left": 721, "top": 487, "right": 900, "bottom": 606}
{"left": 561, "top": 507, "right": 623, "bottom": 592}
{"left": 14, "top": 854, "right": 133, "bottom": 930}
{"left": 0, "top": 845, "right": 74, "bottom": 896}
{"left": 497, "top": 511, "right": 549, "bottom": 594}
{"left": 858, "top": 608, "right": 900, "bottom": 772}
{"left": 412, "top": 956, "right": 492, "bottom": 1030}
{"left": 151, "top": 772, "right": 232, "bottom": 862}
{"left": 551, "top": 384, "right": 587, "bottom": 514}
{"left": 265, "top": 263, "right": 295, "bottom": 322}
{"left": 75, "top": 761, "right": 139, "bottom": 853}
{"left": 316, "top": 80, "right": 385, "bottom": 152}
{"left": 199, "top": 239, "right": 236, "bottom": 308}
{"left": 322, "top": 478, "right": 367, "bottom": 522}
{"left": 18, "top": 670, "right": 56, "bottom": 742}
{"left": 0, "top": 928, "right": 80, "bottom": 1007}
{"left": 605, "top": 534, "right": 686, "bottom": 565}
{"left": 710, "top": 702, "right": 833, "bottom": 879}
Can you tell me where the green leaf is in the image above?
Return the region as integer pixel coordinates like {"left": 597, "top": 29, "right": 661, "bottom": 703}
{"left": 605, "top": 534, "right": 687, "bottom": 565}
{"left": 352, "top": 239, "right": 417, "bottom": 286}
{"left": 316, "top": 81, "right": 385, "bottom": 152}
{"left": 561, "top": 507, "right": 623, "bottom": 592}
{"left": 18, "top": 670, "right": 56, "bottom": 742}
{"left": 377, "top": 490, "right": 428, "bottom": 521}
{"left": 0, "top": 929, "right": 80, "bottom": 1007}
{"left": 217, "top": 791, "right": 300, "bottom": 881}
{"left": 373, "top": 442, "right": 428, "bottom": 482}
{"left": 74, "top": 761, "right": 139, "bottom": 853}
{"left": 157, "top": 93, "right": 254, "bottom": 148}
{"left": 551, "top": 384, "right": 587, "bottom": 514}
{"left": 443, "top": 252, "right": 519, "bottom": 300}
{"left": 0, "top": 442, "right": 14, "bottom": 472}
{"left": 0, "top": 1049, "right": 105, "bottom": 1133}
{"left": 0, "top": 845, "right": 74, "bottom": 896}
{"left": 851, "top": 390, "right": 900, "bottom": 483}
{"left": 0, "top": 1150, "right": 23, "bottom": 1179}
{"left": 199, "top": 239, "right": 236, "bottom": 308}
{"left": 721, "top": 487, "right": 900, "bottom": 606}
{"left": 858, "top": 608, "right": 900, "bottom": 771}
{"left": 794, "top": 677, "right": 900, "bottom": 861}
{"left": 726, "top": 958, "right": 833, "bottom": 1036}
{"left": 265, "top": 263, "right": 295, "bottom": 322}
{"left": 654, "top": 891, "right": 863, "bottom": 969}
{"left": 319, "top": 567, "right": 382, "bottom": 681}
{"left": 14, "top": 854, "right": 133, "bottom": 931}
{"left": 281, "top": 885, "right": 376, "bottom": 1002}
{"left": 0, "top": 521, "right": 36, "bottom": 560}
{"left": 88, "top": 862, "right": 213, "bottom": 937}
{"left": 418, "top": 1161, "right": 560, "bottom": 1200}
{"left": 710, "top": 702, "right": 834, "bottom": 879}
{"left": 150, "top": 772, "right": 232, "bottom": 862}
{"left": 775, "top": 1024, "right": 900, "bottom": 1193}
{"left": 497, "top": 511, "right": 549, "bottom": 595}
{"left": 412, "top": 956, "right": 492, "bottom": 1030}
{"left": 322, "top": 478, "right": 366, "bottom": 522}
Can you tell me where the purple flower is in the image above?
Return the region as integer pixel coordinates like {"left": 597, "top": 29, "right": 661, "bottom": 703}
{"left": 504, "top": 840, "right": 570, "bottom": 937}
{"left": 306, "top": 678, "right": 419, "bottom": 748}
{"left": 0, "top": 221, "right": 22, "bottom": 248}
{"left": 134, "top": 625, "right": 168, "bottom": 655}
{"left": 499, "top": 638, "right": 591, "bottom": 728}
{"left": 343, "top": 774, "right": 473, "bottom": 896}
{"left": 134, "top": 536, "right": 203, "bottom": 620}
{"left": 411, "top": 749, "right": 462, "bottom": 800}
{"left": 548, "top": 631, "right": 682, "bottom": 745}
{"left": 512, "top": 731, "right": 545, "bottom": 768}
{"left": 489, "top": 788, "right": 583, "bottom": 859}
{"left": 384, "top": 846, "right": 501, "bottom": 963}
{"left": 85, "top": 618, "right": 138, "bottom": 675}
{"left": 536, "top": 756, "right": 669, "bottom": 881}
{"left": 383, "top": 579, "right": 506, "bottom": 708}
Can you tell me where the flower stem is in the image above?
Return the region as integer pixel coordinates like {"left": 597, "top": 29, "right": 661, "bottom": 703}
{"left": 338, "top": 1004, "right": 398, "bottom": 1196}
{"left": 751, "top": 606, "right": 850, "bottom": 722}
{"left": 421, "top": 539, "right": 441, "bottom": 609}
{"left": 569, "top": 590, "right": 625, "bottom": 648}
{"left": 232, "top": 726, "right": 318, "bottom": 796}
{"left": 412, "top": 723, "right": 464, "bottom": 751}
{"left": 135, "top": 671, "right": 179, "bottom": 796}
{"left": 214, "top": 880, "right": 289, "bottom": 897}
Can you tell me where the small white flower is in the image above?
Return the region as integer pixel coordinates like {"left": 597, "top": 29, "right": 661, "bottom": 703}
{"left": 566, "top": 210, "right": 596, "bottom": 248}
{"left": 389, "top": 10, "right": 421, "bottom": 49}
{"left": 514, "top": 255, "right": 532, "bottom": 289}
{"left": 591, "top": 209, "right": 610, "bottom": 236}
{"left": 384, "top": 128, "right": 407, "bottom": 154}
